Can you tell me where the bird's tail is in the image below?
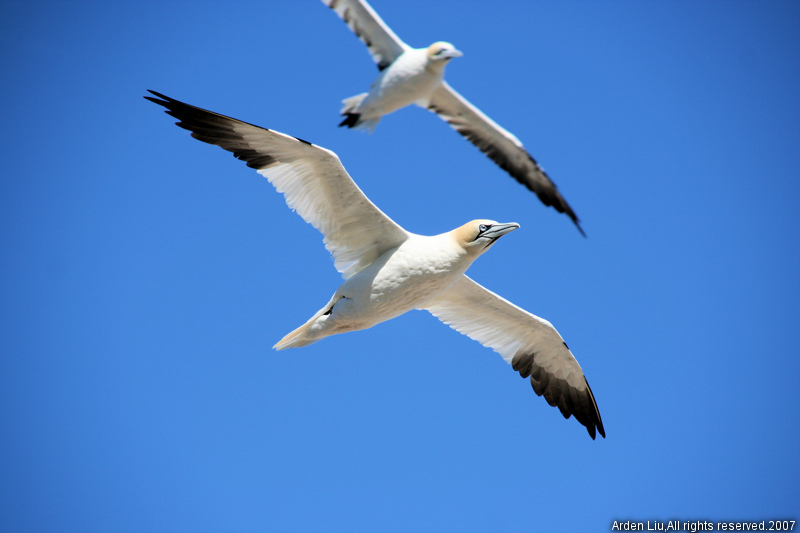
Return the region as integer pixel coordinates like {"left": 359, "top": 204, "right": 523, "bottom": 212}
{"left": 338, "top": 113, "right": 361, "bottom": 128}
{"left": 273, "top": 294, "right": 341, "bottom": 350}
{"left": 338, "top": 93, "right": 380, "bottom": 132}
{"left": 273, "top": 320, "right": 319, "bottom": 350}
{"left": 340, "top": 92, "right": 367, "bottom": 115}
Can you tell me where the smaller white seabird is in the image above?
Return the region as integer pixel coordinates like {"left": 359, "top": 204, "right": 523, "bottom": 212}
{"left": 323, "top": 0, "right": 585, "bottom": 235}
{"left": 146, "top": 91, "right": 604, "bottom": 439}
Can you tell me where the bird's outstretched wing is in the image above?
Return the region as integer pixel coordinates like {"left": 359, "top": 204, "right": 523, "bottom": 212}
{"left": 423, "top": 275, "right": 604, "bottom": 439}
{"left": 322, "top": 0, "right": 410, "bottom": 70}
{"left": 427, "top": 82, "right": 584, "bottom": 236}
{"left": 146, "top": 91, "right": 409, "bottom": 279}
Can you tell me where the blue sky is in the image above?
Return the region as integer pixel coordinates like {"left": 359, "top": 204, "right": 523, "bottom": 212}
{"left": 1, "top": 0, "right": 799, "bottom": 531}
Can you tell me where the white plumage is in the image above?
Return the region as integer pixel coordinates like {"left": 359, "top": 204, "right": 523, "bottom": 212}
{"left": 146, "top": 90, "right": 604, "bottom": 439}
{"left": 323, "top": 0, "right": 585, "bottom": 235}
{"left": 337, "top": 42, "right": 462, "bottom": 133}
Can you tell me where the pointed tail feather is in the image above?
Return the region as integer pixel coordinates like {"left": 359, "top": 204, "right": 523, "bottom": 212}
{"left": 274, "top": 321, "right": 318, "bottom": 350}
{"left": 273, "top": 294, "right": 341, "bottom": 350}
{"left": 339, "top": 114, "right": 381, "bottom": 133}
{"left": 340, "top": 92, "right": 368, "bottom": 114}
{"left": 339, "top": 113, "right": 361, "bottom": 128}
{"left": 338, "top": 93, "right": 374, "bottom": 130}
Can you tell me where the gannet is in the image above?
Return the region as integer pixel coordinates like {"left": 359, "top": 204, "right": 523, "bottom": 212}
{"left": 145, "top": 90, "right": 605, "bottom": 439}
{"left": 323, "top": 0, "right": 585, "bottom": 236}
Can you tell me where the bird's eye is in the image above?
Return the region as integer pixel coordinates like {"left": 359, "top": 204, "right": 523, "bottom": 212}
{"left": 479, "top": 224, "right": 488, "bottom": 232}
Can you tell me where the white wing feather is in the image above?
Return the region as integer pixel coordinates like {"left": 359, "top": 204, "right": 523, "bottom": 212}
{"left": 426, "top": 82, "right": 583, "bottom": 234}
{"left": 322, "top": 0, "right": 410, "bottom": 70}
{"left": 423, "top": 275, "right": 604, "bottom": 438}
{"left": 146, "top": 91, "right": 409, "bottom": 278}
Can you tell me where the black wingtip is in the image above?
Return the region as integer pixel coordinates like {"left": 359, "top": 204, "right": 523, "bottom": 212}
{"left": 584, "top": 377, "right": 606, "bottom": 439}
{"left": 513, "top": 351, "right": 605, "bottom": 441}
{"left": 338, "top": 113, "right": 360, "bottom": 128}
{"left": 555, "top": 197, "right": 585, "bottom": 237}
{"left": 575, "top": 220, "right": 587, "bottom": 238}
{"left": 144, "top": 89, "right": 170, "bottom": 104}
{"left": 144, "top": 90, "right": 177, "bottom": 114}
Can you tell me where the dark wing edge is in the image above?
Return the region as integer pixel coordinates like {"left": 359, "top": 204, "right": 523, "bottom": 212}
{"left": 144, "top": 90, "right": 299, "bottom": 169}
{"left": 424, "top": 275, "right": 604, "bottom": 440}
{"left": 323, "top": 0, "right": 408, "bottom": 70}
{"left": 427, "top": 83, "right": 585, "bottom": 237}
{"left": 144, "top": 90, "right": 410, "bottom": 279}
{"left": 511, "top": 351, "right": 605, "bottom": 439}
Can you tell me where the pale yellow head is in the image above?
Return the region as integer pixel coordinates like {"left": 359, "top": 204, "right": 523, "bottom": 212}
{"left": 452, "top": 219, "right": 520, "bottom": 257}
{"left": 426, "top": 41, "right": 463, "bottom": 63}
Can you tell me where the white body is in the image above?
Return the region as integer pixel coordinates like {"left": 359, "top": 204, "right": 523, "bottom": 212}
{"left": 351, "top": 48, "right": 444, "bottom": 120}
{"left": 285, "top": 231, "right": 472, "bottom": 347}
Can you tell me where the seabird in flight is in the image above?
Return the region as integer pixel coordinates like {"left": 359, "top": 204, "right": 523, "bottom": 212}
{"left": 145, "top": 90, "right": 604, "bottom": 439}
{"left": 323, "top": 0, "right": 585, "bottom": 236}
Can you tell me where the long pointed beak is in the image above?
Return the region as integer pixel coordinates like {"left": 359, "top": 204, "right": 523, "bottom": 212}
{"left": 483, "top": 222, "right": 519, "bottom": 239}
{"left": 443, "top": 48, "right": 463, "bottom": 59}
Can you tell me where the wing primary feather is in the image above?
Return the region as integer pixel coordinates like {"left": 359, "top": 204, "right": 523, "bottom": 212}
{"left": 427, "top": 83, "right": 586, "bottom": 236}
{"left": 513, "top": 348, "right": 604, "bottom": 440}
{"left": 146, "top": 89, "right": 409, "bottom": 280}
{"left": 425, "top": 276, "right": 604, "bottom": 439}
{"left": 322, "top": 0, "right": 408, "bottom": 70}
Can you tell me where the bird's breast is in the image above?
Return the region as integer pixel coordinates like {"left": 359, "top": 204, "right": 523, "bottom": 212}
{"left": 342, "top": 238, "right": 468, "bottom": 323}
{"left": 367, "top": 56, "right": 442, "bottom": 115}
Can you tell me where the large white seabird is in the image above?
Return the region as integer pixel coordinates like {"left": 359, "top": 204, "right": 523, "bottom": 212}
{"left": 323, "top": 0, "right": 585, "bottom": 236}
{"left": 146, "top": 91, "right": 604, "bottom": 439}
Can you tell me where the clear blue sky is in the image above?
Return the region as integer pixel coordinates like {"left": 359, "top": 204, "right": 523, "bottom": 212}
{"left": 1, "top": 0, "right": 798, "bottom": 531}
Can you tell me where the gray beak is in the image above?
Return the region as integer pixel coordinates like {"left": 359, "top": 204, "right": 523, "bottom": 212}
{"left": 483, "top": 222, "right": 519, "bottom": 239}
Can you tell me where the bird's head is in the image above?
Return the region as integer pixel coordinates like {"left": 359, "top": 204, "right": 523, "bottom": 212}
{"left": 426, "top": 41, "right": 463, "bottom": 64}
{"left": 453, "top": 220, "right": 520, "bottom": 257}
